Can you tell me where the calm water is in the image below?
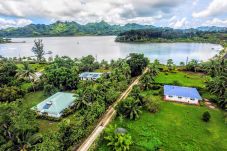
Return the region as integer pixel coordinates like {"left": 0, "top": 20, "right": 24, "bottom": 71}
{"left": 0, "top": 36, "right": 222, "bottom": 64}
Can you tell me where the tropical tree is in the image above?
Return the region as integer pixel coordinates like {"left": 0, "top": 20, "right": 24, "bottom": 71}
{"left": 16, "top": 62, "right": 36, "bottom": 81}
{"left": 104, "top": 125, "right": 132, "bottom": 151}
{"left": 148, "top": 63, "right": 159, "bottom": 77}
{"left": 74, "top": 90, "right": 90, "bottom": 109}
{"left": 206, "top": 76, "right": 226, "bottom": 99}
{"left": 141, "top": 73, "right": 154, "bottom": 90}
{"left": 32, "top": 39, "right": 45, "bottom": 62}
{"left": 186, "top": 59, "right": 199, "bottom": 72}
{"left": 127, "top": 53, "right": 149, "bottom": 77}
{"left": 116, "top": 98, "right": 142, "bottom": 120}
{"left": 167, "top": 59, "right": 174, "bottom": 71}
{"left": 0, "top": 103, "right": 42, "bottom": 150}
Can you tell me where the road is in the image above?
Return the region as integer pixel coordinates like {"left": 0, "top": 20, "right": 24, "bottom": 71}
{"left": 76, "top": 68, "right": 148, "bottom": 151}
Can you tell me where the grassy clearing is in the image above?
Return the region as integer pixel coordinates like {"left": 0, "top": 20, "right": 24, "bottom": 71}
{"left": 22, "top": 91, "right": 59, "bottom": 133}
{"left": 96, "top": 71, "right": 227, "bottom": 151}
{"left": 97, "top": 101, "right": 227, "bottom": 151}
{"left": 154, "top": 71, "right": 209, "bottom": 88}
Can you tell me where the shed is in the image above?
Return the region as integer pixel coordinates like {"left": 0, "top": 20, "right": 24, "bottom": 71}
{"left": 164, "top": 85, "right": 202, "bottom": 104}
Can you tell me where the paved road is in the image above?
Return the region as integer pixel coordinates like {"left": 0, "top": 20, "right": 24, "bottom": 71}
{"left": 76, "top": 68, "right": 148, "bottom": 151}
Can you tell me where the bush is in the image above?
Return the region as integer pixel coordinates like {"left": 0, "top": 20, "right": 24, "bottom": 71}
{"left": 44, "top": 84, "right": 58, "bottom": 96}
{"left": 151, "top": 85, "right": 161, "bottom": 90}
{"left": 145, "top": 98, "right": 160, "bottom": 113}
{"left": 172, "top": 80, "right": 181, "bottom": 86}
{"left": 202, "top": 111, "right": 211, "bottom": 122}
{"left": 0, "top": 86, "right": 25, "bottom": 102}
{"left": 224, "top": 112, "right": 227, "bottom": 124}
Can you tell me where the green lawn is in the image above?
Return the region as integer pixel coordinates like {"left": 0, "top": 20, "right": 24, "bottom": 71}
{"left": 154, "top": 71, "right": 209, "bottom": 88}
{"left": 22, "top": 91, "right": 59, "bottom": 133}
{"left": 95, "top": 71, "right": 227, "bottom": 151}
{"left": 96, "top": 102, "right": 227, "bottom": 151}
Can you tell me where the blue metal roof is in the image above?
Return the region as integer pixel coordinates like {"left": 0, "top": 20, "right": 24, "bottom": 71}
{"left": 164, "top": 85, "right": 202, "bottom": 100}
{"left": 79, "top": 72, "right": 102, "bottom": 79}
{"left": 32, "top": 92, "right": 77, "bottom": 117}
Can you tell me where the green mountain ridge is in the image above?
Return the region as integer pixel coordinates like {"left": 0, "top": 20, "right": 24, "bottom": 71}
{"left": 0, "top": 21, "right": 155, "bottom": 37}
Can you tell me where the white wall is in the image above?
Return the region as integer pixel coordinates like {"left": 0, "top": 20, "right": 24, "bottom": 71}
{"left": 164, "top": 95, "right": 199, "bottom": 104}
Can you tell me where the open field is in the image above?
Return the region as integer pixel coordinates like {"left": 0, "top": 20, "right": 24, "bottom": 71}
{"left": 96, "top": 101, "right": 227, "bottom": 151}
{"left": 95, "top": 71, "right": 227, "bottom": 151}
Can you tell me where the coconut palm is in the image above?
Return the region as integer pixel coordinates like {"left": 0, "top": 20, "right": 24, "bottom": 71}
{"left": 141, "top": 74, "right": 154, "bottom": 90}
{"left": 206, "top": 76, "right": 226, "bottom": 98}
{"left": 148, "top": 63, "right": 159, "bottom": 77}
{"left": 117, "top": 98, "right": 142, "bottom": 120}
{"left": 16, "top": 62, "right": 36, "bottom": 81}
{"left": 16, "top": 62, "right": 37, "bottom": 92}
{"left": 74, "top": 90, "right": 90, "bottom": 109}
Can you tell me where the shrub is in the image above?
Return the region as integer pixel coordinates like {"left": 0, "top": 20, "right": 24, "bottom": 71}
{"left": 202, "top": 111, "right": 211, "bottom": 122}
{"left": 172, "top": 80, "right": 181, "bottom": 86}
{"left": 151, "top": 85, "right": 161, "bottom": 90}
{"left": 0, "top": 86, "right": 25, "bottom": 102}
{"left": 104, "top": 125, "right": 132, "bottom": 151}
{"left": 145, "top": 98, "right": 160, "bottom": 113}
{"left": 44, "top": 84, "right": 58, "bottom": 96}
{"left": 224, "top": 112, "right": 227, "bottom": 124}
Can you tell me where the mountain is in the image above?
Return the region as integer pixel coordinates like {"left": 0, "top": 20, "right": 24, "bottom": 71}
{"left": 0, "top": 21, "right": 155, "bottom": 37}
{"left": 196, "top": 26, "right": 227, "bottom": 32}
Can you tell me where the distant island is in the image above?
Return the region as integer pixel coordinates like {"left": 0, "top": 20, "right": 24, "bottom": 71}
{"left": 115, "top": 28, "right": 227, "bottom": 47}
{"left": 0, "top": 20, "right": 227, "bottom": 38}
{"left": 0, "top": 38, "right": 11, "bottom": 43}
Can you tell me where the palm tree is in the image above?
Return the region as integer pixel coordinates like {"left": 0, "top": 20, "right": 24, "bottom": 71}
{"left": 117, "top": 98, "right": 142, "bottom": 120}
{"left": 16, "top": 62, "right": 37, "bottom": 92}
{"left": 206, "top": 76, "right": 226, "bottom": 98}
{"left": 16, "top": 62, "right": 36, "bottom": 81}
{"left": 141, "top": 74, "right": 154, "bottom": 90}
{"left": 16, "top": 132, "right": 42, "bottom": 151}
{"left": 74, "top": 90, "right": 90, "bottom": 109}
{"left": 148, "top": 63, "right": 159, "bottom": 77}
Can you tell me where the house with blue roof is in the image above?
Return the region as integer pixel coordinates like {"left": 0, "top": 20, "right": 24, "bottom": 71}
{"left": 32, "top": 92, "right": 77, "bottom": 118}
{"left": 79, "top": 72, "right": 103, "bottom": 80}
{"left": 164, "top": 85, "right": 202, "bottom": 104}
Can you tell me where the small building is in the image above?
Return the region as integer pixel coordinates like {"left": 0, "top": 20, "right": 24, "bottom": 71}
{"left": 79, "top": 72, "right": 103, "bottom": 80}
{"left": 164, "top": 85, "right": 202, "bottom": 104}
{"left": 32, "top": 92, "right": 77, "bottom": 118}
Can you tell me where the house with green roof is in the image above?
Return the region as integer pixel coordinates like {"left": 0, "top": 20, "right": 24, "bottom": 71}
{"left": 32, "top": 92, "right": 77, "bottom": 118}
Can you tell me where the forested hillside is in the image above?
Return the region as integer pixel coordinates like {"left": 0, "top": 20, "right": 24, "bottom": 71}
{"left": 115, "top": 28, "right": 227, "bottom": 45}
{"left": 0, "top": 21, "right": 155, "bottom": 37}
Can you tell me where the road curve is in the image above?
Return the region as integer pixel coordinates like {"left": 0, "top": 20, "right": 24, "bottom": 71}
{"left": 75, "top": 68, "right": 148, "bottom": 151}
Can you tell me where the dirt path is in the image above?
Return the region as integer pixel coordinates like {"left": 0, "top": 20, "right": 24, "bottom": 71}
{"left": 75, "top": 68, "right": 148, "bottom": 151}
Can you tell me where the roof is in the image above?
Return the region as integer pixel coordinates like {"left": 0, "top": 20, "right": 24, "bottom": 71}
{"left": 79, "top": 72, "right": 103, "bottom": 79}
{"left": 164, "top": 85, "right": 202, "bottom": 100}
{"left": 33, "top": 92, "right": 77, "bottom": 117}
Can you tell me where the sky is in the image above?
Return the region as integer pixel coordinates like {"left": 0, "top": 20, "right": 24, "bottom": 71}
{"left": 0, "top": 0, "right": 227, "bottom": 29}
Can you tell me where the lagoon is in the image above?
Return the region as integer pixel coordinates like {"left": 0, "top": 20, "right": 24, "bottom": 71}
{"left": 0, "top": 36, "right": 222, "bottom": 64}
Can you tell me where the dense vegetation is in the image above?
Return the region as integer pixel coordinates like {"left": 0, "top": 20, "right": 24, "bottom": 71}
{"left": 1, "top": 20, "right": 227, "bottom": 38}
{"left": 116, "top": 28, "right": 227, "bottom": 46}
{"left": 95, "top": 65, "right": 227, "bottom": 150}
{"left": 0, "top": 38, "right": 11, "bottom": 43}
{"left": 0, "top": 21, "right": 155, "bottom": 37}
{"left": 0, "top": 39, "right": 150, "bottom": 150}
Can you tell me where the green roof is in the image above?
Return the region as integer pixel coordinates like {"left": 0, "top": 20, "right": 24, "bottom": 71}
{"left": 33, "top": 92, "right": 77, "bottom": 118}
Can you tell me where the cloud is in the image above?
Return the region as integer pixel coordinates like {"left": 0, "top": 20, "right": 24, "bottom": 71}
{"left": 168, "top": 17, "right": 189, "bottom": 28}
{"left": 0, "top": 18, "right": 32, "bottom": 29}
{"left": 0, "top": 0, "right": 183, "bottom": 25}
{"left": 193, "top": 0, "right": 227, "bottom": 18}
{"left": 202, "top": 18, "right": 227, "bottom": 26}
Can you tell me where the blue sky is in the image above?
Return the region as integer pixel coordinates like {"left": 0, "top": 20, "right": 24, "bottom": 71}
{"left": 0, "top": 0, "right": 227, "bottom": 29}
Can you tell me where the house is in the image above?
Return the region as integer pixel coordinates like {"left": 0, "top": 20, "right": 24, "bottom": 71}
{"left": 79, "top": 72, "right": 103, "bottom": 80}
{"left": 32, "top": 92, "right": 77, "bottom": 118}
{"left": 164, "top": 85, "right": 202, "bottom": 104}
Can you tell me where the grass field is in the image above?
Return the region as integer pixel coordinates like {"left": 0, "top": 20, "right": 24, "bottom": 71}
{"left": 95, "top": 71, "right": 227, "bottom": 151}
{"left": 96, "top": 101, "right": 227, "bottom": 151}
{"left": 154, "top": 71, "right": 209, "bottom": 88}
